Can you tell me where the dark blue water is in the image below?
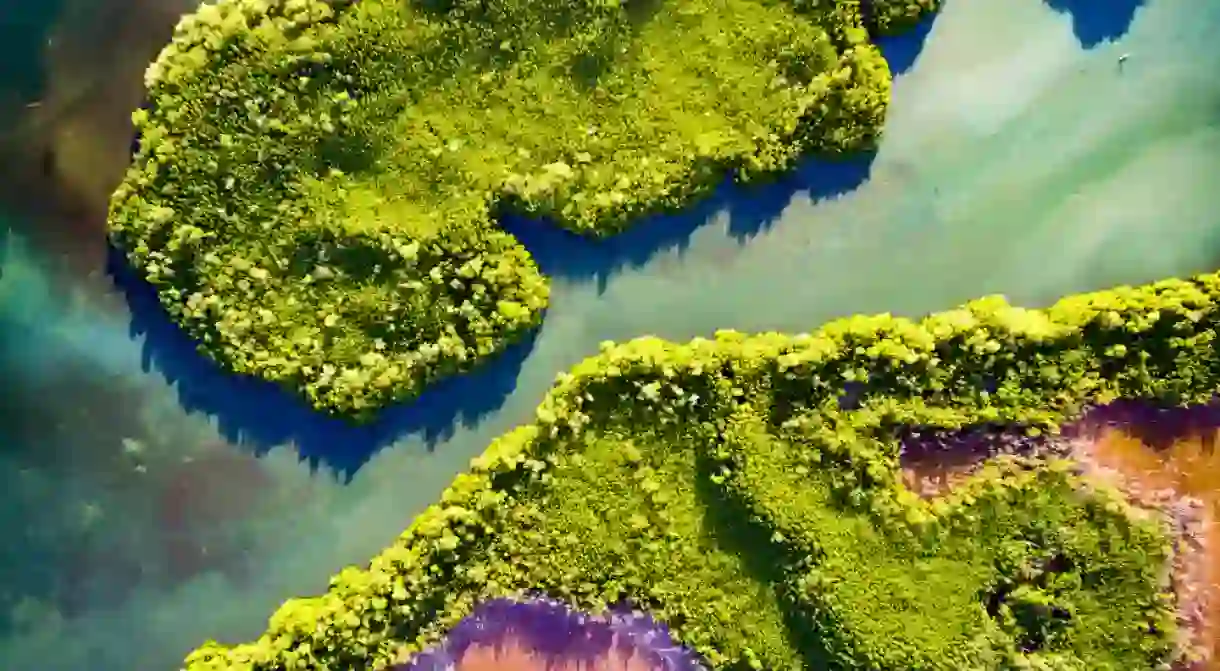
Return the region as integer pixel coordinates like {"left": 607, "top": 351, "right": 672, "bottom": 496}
{"left": 1046, "top": 0, "right": 1144, "bottom": 48}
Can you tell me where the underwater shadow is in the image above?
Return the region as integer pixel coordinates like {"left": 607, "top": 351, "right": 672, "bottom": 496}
{"left": 1043, "top": 0, "right": 1145, "bottom": 49}
{"left": 106, "top": 244, "right": 537, "bottom": 482}
{"left": 500, "top": 152, "right": 876, "bottom": 294}
{"left": 111, "top": 8, "right": 937, "bottom": 474}
{"left": 497, "top": 9, "right": 940, "bottom": 293}
{"left": 870, "top": 8, "right": 940, "bottom": 76}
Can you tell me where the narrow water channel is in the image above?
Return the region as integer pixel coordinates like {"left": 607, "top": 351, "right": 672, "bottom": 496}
{"left": 1, "top": 0, "right": 1218, "bottom": 669}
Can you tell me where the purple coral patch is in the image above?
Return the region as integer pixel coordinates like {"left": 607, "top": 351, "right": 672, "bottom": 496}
{"left": 1069, "top": 399, "right": 1220, "bottom": 450}
{"left": 897, "top": 397, "right": 1220, "bottom": 478}
{"left": 391, "top": 596, "right": 708, "bottom": 671}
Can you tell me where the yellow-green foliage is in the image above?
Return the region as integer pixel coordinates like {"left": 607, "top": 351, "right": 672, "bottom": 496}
{"left": 182, "top": 269, "right": 1220, "bottom": 671}
{"left": 106, "top": 0, "right": 923, "bottom": 418}
{"left": 862, "top": 0, "right": 941, "bottom": 34}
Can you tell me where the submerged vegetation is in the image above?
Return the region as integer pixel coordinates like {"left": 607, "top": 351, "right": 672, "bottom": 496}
{"left": 182, "top": 264, "right": 1220, "bottom": 670}
{"left": 107, "top": 0, "right": 921, "bottom": 418}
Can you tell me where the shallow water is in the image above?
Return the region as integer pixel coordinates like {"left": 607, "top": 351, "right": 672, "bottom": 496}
{"left": 1, "top": 0, "right": 1219, "bottom": 669}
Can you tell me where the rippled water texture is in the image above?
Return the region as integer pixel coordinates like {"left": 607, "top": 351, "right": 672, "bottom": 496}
{"left": 1, "top": 0, "right": 1219, "bottom": 669}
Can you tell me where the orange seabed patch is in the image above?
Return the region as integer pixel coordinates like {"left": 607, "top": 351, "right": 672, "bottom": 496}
{"left": 900, "top": 428, "right": 1218, "bottom": 670}
{"left": 452, "top": 635, "right": 656, "bottom": 671}
{"left": 1079, "top": 428, "right": 1220, "bottom": 670}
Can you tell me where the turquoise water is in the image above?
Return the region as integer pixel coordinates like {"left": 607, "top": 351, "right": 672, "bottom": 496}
{"left": 1, "top": 0, "right": 1219, "bottom": 669}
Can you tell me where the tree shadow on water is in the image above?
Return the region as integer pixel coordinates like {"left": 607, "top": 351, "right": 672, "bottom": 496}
{"left": 499, "top": 152, "right": 876, "bottom": 294}
{"left": 869, "top": 8, "right": 941, "bottom": 76}
{"left": 110, "top": 5, "right": 937, "bottom": 477}
{"left": 497, "top": 7, "right": 939, "bottom": 293}
{"left": 1044, "top": 0, "right": 1145, "bottom": 49}
{"left": 106, "top": 245, "right": 537, "bottom": 482}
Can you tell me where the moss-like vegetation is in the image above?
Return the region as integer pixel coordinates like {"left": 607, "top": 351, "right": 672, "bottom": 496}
{"left": 181, "top": 266, "right": 1220, "bottom": 671}
{"left": 862, "top": 0, "right": 941, "bottom": 34}
{"left": 106, "top": 0, "right": 935, "bottom": 418}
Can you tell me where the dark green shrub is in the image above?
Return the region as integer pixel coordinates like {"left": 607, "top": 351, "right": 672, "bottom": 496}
{"left": 862, "top": 0, "right": 941, "bottom": 34}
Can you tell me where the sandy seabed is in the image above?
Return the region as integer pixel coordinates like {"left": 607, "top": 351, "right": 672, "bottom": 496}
{"left": 451, "top": 637, "right": 655, "bottom": 671}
